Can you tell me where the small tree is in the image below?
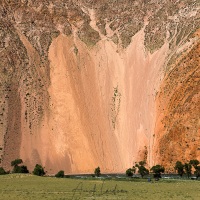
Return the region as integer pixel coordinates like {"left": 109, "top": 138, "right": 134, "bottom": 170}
{"left": 189, "top": 160, "right": 199, "bottom": 168}
{"left": 174, "top": 161, "right": 184, "bottom": 177}
{"left": 21, "top": 165, "right": 29, "bottom": 173}
{"left": 94, "top": 166, "right": 101, "bottom": 177}
{"left": 0, "top": 167, "right": 6, "bottom": 175}
{"left": 150, "top": 165, "right": 165, "bottom": 178}
{"left": 11, "top": 159, "right": 23, "bottom": 167}
{"left": 11, "top": 159, "right": 29, "bottom": 174}
{"left": 13, "top": 165, "right": 22, "bottom": 173}
{"left": 126, "top": 166, "right": 136, "bottom": 177}
{"left": 184, "top": 163, "right": 192, "bottom": 178}
{"left": 33, "top": 164, "right": 45, "bottom": 176}
{"left": 135, "top": 161, "right": 149, "bottom": 178}
{"left": 55, "top": 170, "right": 64, "bottom": 178}
{"left": 126, "top": 168, "right": 133, "bottom": 177}
{"left": 138, "top": 161, "right": 146, "bottom": 166}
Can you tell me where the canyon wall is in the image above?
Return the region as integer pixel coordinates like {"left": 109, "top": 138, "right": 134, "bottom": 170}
{"left": 153, "top": 31, "right": 200, "bottom": 172}
{"left": 0, "top": 0, "right": 199, "bottom": 173}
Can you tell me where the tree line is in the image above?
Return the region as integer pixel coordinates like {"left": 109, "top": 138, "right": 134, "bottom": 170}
{"left": 0, "top": 159, "right": 46, "bottom": 176}
{"left": 0, "top": 158, "right": 200, "bottom": 179}
{"left": 0, "top": 158, "right": 65, "bottom": 178}
{"left": 125, "top": 159, "right": 200, "bottom": 179}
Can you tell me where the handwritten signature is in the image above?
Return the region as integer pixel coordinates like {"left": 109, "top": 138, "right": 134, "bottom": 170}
{"left": 72, "top": 181, "right": 128, "bottom": 199}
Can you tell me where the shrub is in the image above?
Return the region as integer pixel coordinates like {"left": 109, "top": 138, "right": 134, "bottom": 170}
{"left": 11, "top": 159, "right": 29, "bottom": 174}
{"left": 150, "top": 165, "right": 165, "bottom": 179}
{"left": 20, "top": 165, "right": 29, "bottom": 173}
{"left": 12, "top": 165, "right": 29, "bottom": 173}
{"left": 135, "top": 161, "right": 149, "bottom": 178}
{"left": 11, "top": 159, "right": 23, "bottom": 167}
{"left": 0, "top": 167, "right": 6, "bottom": 175}
{"left": 33, "top": 164, "right": 45, "bottom": 176}
{"left": 137, "top": 165, "right": 149, "bottom": 178}
{"left": 184, "top": 163, "right": 192, "bottom": 178}
{"left": 138, "top": 161, "right": 146, "bottom": 166}
{"left": 126, "top": 168, "right": 133, "bottom": 177}
{"left": 12, "top": 165, "right": 22, "bottom": 173}
{"left": 174, "top": 161, "right": 184, "bottom": 177}
{"left": 189, "top": 160, "right": 199, "bottom": 168}
{"left": 94, "top": 167, "right": 101, "bottom": 177}
{"left": 55, "top": 170, "right": 64, "bottom": 178}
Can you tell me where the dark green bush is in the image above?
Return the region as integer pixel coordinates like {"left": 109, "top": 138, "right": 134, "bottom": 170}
{"left": 0, "top": 167, "right": 6, "bottom": 175}
{"left": 11, "top": 159, "right": 23, "bottom": 166}
{"left": 20, "top": 165, "right": 29, "bottom": 173}
{"left": 33, "top": 164, "right": 45, "bottom": 176}
{"left": 135, "top": 161, "right": 149, "bottom": 178}
{"left": 174, "top": 161, "right": 184, "bottom": 177}
{"left": 150, "top": 165, "right": 165, "bottom": 179}
{"left": 184, "top": 163, "right": 192, "bottom": 178}
{"left": 126, "top": 168, "right": 133, "bottom": 177}
{"left": 12, "top": 165, "right": 21, "bottom": 173}
{"left": 94, "top": 167, "right": 101, "bottom": 177}
{"left": 55, "top": 170, "right": 64, "bottom": 178}
{"left": 12, "top": 165, "right": 29, "bottom": 173}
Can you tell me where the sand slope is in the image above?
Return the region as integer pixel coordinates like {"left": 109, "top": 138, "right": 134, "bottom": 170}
{"left": 18, "top": 28, "right": 168, "bottom": 173}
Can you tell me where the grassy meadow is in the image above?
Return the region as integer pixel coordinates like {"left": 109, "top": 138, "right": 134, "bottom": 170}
{"left": 0, "top": 174, "right": 199, "bottom": 200}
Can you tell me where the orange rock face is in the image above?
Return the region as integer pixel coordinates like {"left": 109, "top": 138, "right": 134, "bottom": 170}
{"left": 153, "top": 36, "right": 200, "bottom": 172}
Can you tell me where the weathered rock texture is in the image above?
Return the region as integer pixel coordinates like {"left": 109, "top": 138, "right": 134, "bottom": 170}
{"left": 0, "top": 0, "right": 199, "bottom": 173}
{"left": 153, "top": 30, "right": 200, "bottom": 172}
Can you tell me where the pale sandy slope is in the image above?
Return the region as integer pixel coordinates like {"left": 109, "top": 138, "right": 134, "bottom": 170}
{"left": 19, "top": 23, "right": 168, "bottom": 173}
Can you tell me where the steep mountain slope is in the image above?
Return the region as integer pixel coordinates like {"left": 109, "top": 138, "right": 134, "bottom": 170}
{"left": 154, "top": 31, "right": 200, "bottom": 172}
{"left": 0, "top": 0, "right": 199, "bottom": 173}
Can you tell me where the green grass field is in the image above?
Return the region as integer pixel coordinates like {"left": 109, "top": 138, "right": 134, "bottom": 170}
{"left": 0, "top": 174, "right": 199, "bottom": 200}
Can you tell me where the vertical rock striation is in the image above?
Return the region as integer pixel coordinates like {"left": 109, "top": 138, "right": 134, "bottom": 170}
{"left": 0, "top": 0, "right": 199, "bottom": 173}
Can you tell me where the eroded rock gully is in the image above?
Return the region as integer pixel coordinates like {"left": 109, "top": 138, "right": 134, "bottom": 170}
{"left": 0, "top": 0, "right": 199, "bottom": 173}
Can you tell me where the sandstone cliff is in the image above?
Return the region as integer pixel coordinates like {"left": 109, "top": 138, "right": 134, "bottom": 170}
{"left": 0, "top": 0, "right": 199, "bottom": 173}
